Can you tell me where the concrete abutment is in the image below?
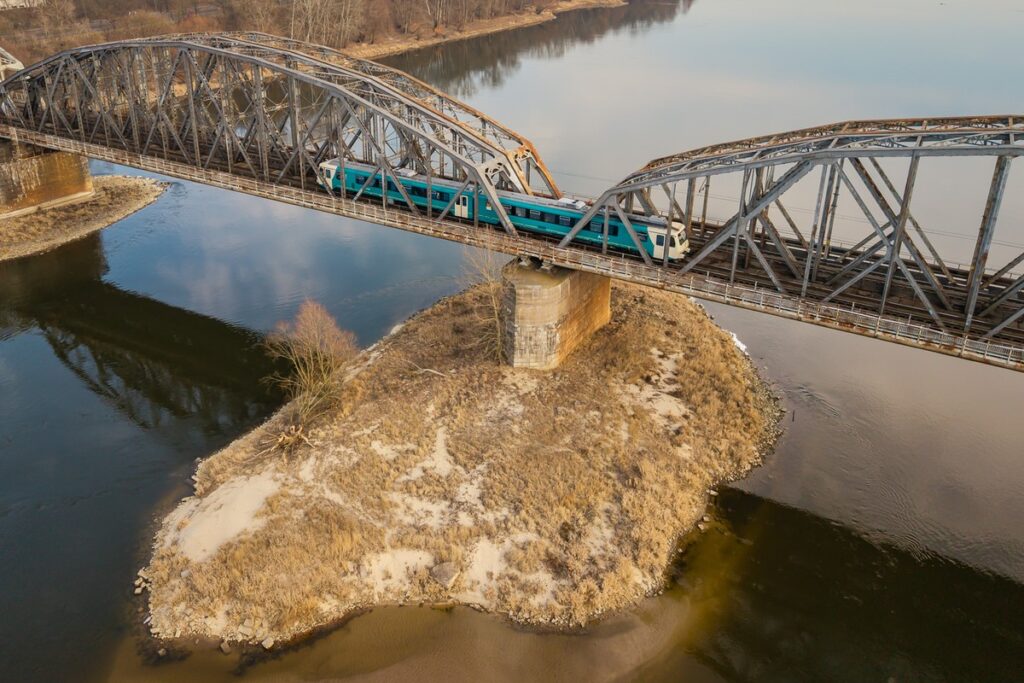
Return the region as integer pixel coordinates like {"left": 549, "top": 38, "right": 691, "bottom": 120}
{"left": 1, "top": 139, "right": 93, "bottom": 219}
{"left": 500, "top": 259, "right": 611, "bottom": 370}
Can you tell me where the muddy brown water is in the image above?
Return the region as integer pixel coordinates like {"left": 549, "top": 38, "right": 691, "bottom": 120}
{"left": 2, "top": 1, "right": 1024, "bottom": 681}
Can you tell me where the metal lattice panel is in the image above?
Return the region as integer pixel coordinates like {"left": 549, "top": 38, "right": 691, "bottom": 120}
{"left": 0, "top": 36, "right": 1021, "bottom": 370}
{"left": 565, "top": 117, "right": 1024, "bottom": 347}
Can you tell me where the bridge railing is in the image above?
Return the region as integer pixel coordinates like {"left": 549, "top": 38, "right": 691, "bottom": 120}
{"left": 678, "top": 274, "right": 1024, "bottom": 368}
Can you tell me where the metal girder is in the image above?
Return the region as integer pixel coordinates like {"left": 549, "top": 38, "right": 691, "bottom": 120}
{"left": 1, "top": 44, "right": 1022, "bottom": 367}
{"left": 559, "top": 117, "right": 1023, "bottom": 351}
{"left": 0, "top": 35, "right": 524, "bottom": 233}
{"left": 965, "top": 156, "right": 1011, "bottom": 332}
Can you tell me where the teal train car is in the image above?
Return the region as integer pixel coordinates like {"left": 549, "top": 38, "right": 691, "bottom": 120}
{"left": 317, "top": 159, "right": 690, "bottom": 261}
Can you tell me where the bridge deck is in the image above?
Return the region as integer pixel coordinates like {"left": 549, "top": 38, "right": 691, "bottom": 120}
{"left": 1, "top": 36, "right": 1020, "bottom": 370}
{"left": 4, "top": 124, "right": 1020, "bottom": 371}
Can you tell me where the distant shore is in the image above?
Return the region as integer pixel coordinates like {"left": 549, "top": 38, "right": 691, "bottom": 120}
{"left": 345, "top": 0, "right": 627, "bottom": 60}
{"left": 0, "top": 175, "right": 165, "bottom": 263}
{"left": 138, "top": 281, "right": 779, "bottom": 651}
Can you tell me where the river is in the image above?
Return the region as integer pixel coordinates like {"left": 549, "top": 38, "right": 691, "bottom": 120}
{"left": 2, "top": 0, "right": 1023, "bottom": 680}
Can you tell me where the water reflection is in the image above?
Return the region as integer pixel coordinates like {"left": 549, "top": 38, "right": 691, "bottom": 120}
{"left": 649, "top": 489, "right": 1024, "bottom": 682}
{"left": 384, "top": 0, "right": 695, "bottom": 99}
{"left": 0, "top": 235, "right": 281, "bottom": 682}
{"left": 1, "top": 235, "right": 279, "bottom": 437}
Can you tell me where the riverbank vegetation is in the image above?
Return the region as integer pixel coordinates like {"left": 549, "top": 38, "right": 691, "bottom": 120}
{"left": 0, "top": 0, "right": 626, "bottom": 65}
{"left": 139, "top": 279, "right": 779, "bottom": 648}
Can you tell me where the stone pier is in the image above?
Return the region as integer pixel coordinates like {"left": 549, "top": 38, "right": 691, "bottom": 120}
{"left": 1, "top": 139, "right": 94, "bottom": 219}
{"left": 501, "top": 259, "right": 611, "bottom": 370}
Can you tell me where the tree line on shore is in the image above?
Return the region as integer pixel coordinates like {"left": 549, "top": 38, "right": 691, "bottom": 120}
{"left": 0, "top": 0, "right": 563, "bottom": 64}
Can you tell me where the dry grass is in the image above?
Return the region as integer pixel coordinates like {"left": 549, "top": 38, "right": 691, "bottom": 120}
{"left": 0, "top": 175, "right": 165, "bottom": 262}
{"left": 141, "top": 280, "right": 779, "bottom": 646}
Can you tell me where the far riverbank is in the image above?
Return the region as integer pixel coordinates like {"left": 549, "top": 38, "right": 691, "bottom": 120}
{"left": 344, "top": 0, "right": 627, "bottom": 60}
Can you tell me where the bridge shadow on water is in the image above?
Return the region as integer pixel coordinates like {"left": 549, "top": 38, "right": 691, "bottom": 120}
{"left": 0, "top": 234, "right": 282, "bottom": 440}
{"left": 0, "top": 234, "right": 282, "bottom": 682}
{"left": 648, "top": 487, "right": 1024, "bottom": 682}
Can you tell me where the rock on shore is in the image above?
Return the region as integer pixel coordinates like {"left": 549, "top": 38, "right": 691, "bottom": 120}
{"left": 142, "top": 282, "right": 778, "bottom": 645}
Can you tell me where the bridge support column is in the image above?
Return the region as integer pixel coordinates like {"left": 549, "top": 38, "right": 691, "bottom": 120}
{"left": 0, "top": 139, "right": 93, "bottom": 219}
{"left": 500, "top": 259, "right": 611, "bottom": 370}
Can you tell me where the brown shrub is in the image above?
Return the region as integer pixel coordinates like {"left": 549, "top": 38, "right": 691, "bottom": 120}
{"left": 263, "top": 300, "right": 359, "bottom": 426}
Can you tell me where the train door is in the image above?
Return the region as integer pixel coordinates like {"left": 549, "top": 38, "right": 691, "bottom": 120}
{"left": 455, "top": 194, "right": 470, "bottom": 219}
{"left": 649, "top": 226, "right": 668, "bottom": 261}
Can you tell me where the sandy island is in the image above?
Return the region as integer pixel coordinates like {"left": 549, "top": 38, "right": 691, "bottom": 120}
{"left": 0, "top": 175, "right": 166, "bottom": 262}
{"left": 138, "top": 282, "right": 779, "bottom": 649}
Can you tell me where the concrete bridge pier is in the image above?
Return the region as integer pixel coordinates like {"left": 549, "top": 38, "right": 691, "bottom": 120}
{"left": 500, "top": 259, "right": 611, "bottom": 370}
{"left": 1, "top": 139, "right": 94, "bottom": 219}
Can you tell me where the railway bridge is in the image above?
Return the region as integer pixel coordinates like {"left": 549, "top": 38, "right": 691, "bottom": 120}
{"left": 1, "top": 33, "right": 1022, "bottom": 370}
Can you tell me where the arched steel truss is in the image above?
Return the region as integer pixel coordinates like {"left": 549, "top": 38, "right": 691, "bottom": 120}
{"left": 565, "top": 117, "right": 1024, "bottom": 347}
{"left": 1, "top": 40, "right": 1022, "bottom": 368}
{"left": 0, "top": 33, "right": 562, "bottom": 235}
{"left": 188, "top": 31, "right": 561, "bottom": 198}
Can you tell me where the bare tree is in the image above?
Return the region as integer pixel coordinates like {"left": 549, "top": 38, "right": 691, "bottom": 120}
{"left": 461, "top": 239, "right": 508, "bottom": 364}
{"left": 290, "top": 0, "right": 366, "bottom": 47}
{"left": 263, "top": 299, "right": 360, "bottom": 427}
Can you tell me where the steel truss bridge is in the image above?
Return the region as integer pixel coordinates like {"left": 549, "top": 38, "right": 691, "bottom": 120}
{"left": 1, "top": 33, "right": 1022, "bottom": 370}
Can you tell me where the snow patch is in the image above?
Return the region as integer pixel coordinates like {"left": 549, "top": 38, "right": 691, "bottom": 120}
{"left": 730, "top": 332, "right": 748, "bottom": 355}
{"left": 163, "top": 470, "right": 280, "bottom": 562}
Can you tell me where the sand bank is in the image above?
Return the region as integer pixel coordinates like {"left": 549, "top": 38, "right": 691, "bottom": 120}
{"left": 139, "top": 282, "right": 778, "bottom": 648}
{"left": 0, "top": 175, "right": 165, "bottom": 262}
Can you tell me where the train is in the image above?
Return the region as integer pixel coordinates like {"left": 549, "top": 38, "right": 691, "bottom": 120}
{"left": 317, "top": 159, "right": 690, "bottom": 261}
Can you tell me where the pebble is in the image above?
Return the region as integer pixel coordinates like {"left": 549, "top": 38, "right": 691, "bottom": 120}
{"left": 134, "top": 587, "right": 144, "bottom": 595}
{"left": 219, "top": 641, "right": 232, "bottom": 655}
{"left": 157, "top": 648, "right": 167, "bottom": 658}
{"left": 708, "top": 489, "right": 718, "bottom": 497}
{"left": 261, "top": 637, "right": 275, "bottom": 650}
{"left": 697, "top": 522, "right": 706, "bottom": 532}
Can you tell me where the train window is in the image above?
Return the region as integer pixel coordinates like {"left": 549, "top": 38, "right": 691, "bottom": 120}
{"left": 433, "top": 190, "right": 448, "bottom": 201}
{"left": 636, "top": 232, "right": 648, "bottom": 242}
{"left": 544, "top": 213, "right": 557, "bottom": 224}
{"left": 608, "top": 225, "right": 619, "bottom": 237}
{"left": 558, "top": 215, "right": 572, "bottom": 227}
{"left": 588, "top": 219, "right": 604, "bottom": 233}
{"left": 528, "top": 209, "right": 541, "bottom": 221}
{"left": 387, "top": 180, "right": 398, "bottom": 192}
{"left": 514, "top": 206, "right": 526, "bottom": 217}
{"left": 655, "top": 235, "right": 665, "bottom": 247}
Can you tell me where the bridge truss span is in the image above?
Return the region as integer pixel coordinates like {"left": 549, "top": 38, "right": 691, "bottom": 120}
{"left": 1, "top": 38, "right": 1022, "bottom": 370}
{"left": 0, "top": 33, "right": 563, "bottom": 236}
{"left": 566, "top": 117, "right": 1024, "bottom": 356}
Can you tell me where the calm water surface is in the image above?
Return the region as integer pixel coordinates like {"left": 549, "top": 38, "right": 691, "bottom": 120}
{"left": 2, "top": 1, "right": 1024, "bottom": 681}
